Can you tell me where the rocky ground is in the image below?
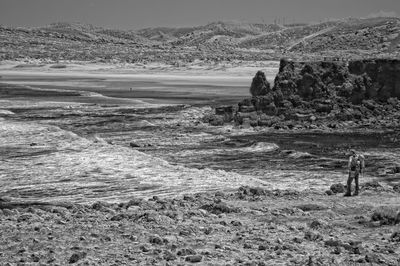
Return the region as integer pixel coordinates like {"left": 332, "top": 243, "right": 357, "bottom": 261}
{"left": 1, "top": 185, "right": 399, "bottom": 265}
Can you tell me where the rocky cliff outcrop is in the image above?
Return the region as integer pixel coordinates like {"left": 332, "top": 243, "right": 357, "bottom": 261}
{"left": 213, "top": 58, "right": 400, "bottom": 130}
{"left": 271, "top": 58, "right": 400, "bottom": 104}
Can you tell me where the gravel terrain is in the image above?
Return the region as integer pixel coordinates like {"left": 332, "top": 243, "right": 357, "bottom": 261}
{"left": 1, "top": 186, "right": 399, "bottom": 265}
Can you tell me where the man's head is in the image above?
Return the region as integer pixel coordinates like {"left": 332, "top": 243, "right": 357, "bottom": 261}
{"left": 349, "top": 149, "right": 356, "bottom": 156}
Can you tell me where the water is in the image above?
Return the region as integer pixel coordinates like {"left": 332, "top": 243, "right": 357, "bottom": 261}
{"left": 0, "top": 69, "right": 399, "bottom": 202}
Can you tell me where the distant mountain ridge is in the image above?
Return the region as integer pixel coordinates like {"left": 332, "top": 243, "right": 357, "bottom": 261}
{"left": 0, "top": 17, "right": 399, "bottom": 62}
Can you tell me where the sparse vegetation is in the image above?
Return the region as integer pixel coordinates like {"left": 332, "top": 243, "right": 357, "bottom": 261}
{"left": 1, "top": 17, "right": 399, "bottom": 63}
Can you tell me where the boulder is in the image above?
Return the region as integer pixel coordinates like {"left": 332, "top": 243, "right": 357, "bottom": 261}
{"left": 215, "top": 105, "right": 234, "bottom": 122}
{"left": 390, "top": 231, "right": 400, "bottom": 242}
{"left": 362, "top": 181, "right": 383, "bottom": 190}
{"left": 330, "top": 183, "right": 346, "bottom": 194}
{"left": 392, "top": 184, "right": 400, "bottom": 193}
{"left": 304, "top": 231, "right": 323, "bottom": 241}
{"left": 177, "top": 248, "right": 196, "bottom": 256}
{"left": 234, "top": 111, "right": 258, "bottom": 126}
{"left": 206, "top": 115, "right": 225, "bottom": 126}
{"left": 149, "top": 235, "right": 164, "bottom": 245}
{"left": 309, "top": 219, "right": 328, "bottom": 229}
{"left": 129, "top": 142, "right": 141, "bottom": 148}
{"left": 185, "top": 255, "right": 203, "bottom": 263}
{"left": 69, "top": 252, "right": 87, "bottom": 264}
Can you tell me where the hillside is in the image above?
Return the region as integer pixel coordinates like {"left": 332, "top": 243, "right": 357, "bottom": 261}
{"left": 289, "top": 17, "right": 400, "bottom": 56}
{"left": 0, "top": 17, "right": 399, "bottom": 63}
{"left": 238, "top": 21, "right": 341, "bottom": 50}
{"left": 138, "top": 21, "right": 284, "bottom": 45}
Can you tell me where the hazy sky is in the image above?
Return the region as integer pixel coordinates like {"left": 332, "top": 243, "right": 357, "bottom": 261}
{"left": 0, "top": 0, "right": 399, "bottom": 29}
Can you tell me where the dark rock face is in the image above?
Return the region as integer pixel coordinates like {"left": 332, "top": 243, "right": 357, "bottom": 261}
{"left": 273, "top": 59, "right": 400, "bottom": 103}
{"left": 250, "top": 70, "right": 271, "bottom": 96}
{"left": 226, "top": 58, "right": 400, "bottom": 129}
{"left": 348, "top": 59, "right": 400, "bottom": 101}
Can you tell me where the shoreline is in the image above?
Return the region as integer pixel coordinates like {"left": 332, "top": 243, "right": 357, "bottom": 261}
{"left": 0, "top": 60, "right": 280, "bottom": 78}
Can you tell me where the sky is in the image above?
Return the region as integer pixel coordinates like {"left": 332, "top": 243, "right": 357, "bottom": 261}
{"left": 0, "top": 0, "right": 399, "bottom": 29}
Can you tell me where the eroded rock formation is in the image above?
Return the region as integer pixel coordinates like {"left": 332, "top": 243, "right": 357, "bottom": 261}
{"left": 213, "top": 58, "right": 400, "bottom": 130}
{"left": 271, "top": 58, "right": 400, "bottom": 104}
{"left": 249, "top": 70, "right": 271, "bottom": 96}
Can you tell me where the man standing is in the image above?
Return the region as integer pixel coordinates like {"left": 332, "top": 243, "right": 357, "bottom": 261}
{"left": 344, "top": 149, "right": 365, "bottom": 196}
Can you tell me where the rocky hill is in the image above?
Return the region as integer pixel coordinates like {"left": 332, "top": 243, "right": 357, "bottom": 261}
{"left": 0, "top": 22, "right": 158, "bottom": 62}
{"left": 139, "top": 21, "right": 284, "bottom": 47}
{"left": 238, "top": 21, "right": 341, "bottom": 50}
{"left": 1, "top": 17, "right": 400, "bottom": 63}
